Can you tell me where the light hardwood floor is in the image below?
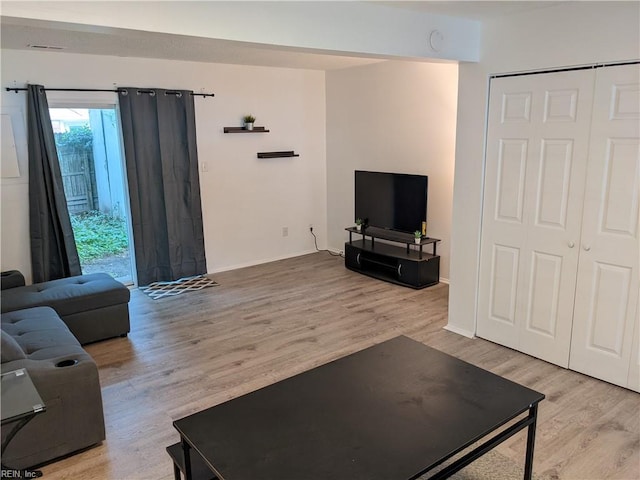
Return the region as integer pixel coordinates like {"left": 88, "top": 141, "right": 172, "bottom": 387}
{"left": 39, "top": 253, "right": 639, "bottom": 480}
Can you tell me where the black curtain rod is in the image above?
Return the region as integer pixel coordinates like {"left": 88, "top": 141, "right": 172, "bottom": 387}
{"left": 5, "top": 87, "right": 215, "bottom": 97}
{"left": 491, "top": 60, "right": 640, "bottom": 79}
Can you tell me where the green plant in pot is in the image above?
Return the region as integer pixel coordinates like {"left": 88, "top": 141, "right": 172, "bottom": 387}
{"left": 414, "top": 230, "right": 422, "bottom": 244}
{"left": 243, "top": 115, "right": 256, "bottom": 131}
{"left": 355, "top": 218, "right": 363, "bottom": 231}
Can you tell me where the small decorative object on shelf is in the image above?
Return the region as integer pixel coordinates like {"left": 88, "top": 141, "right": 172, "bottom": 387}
{"left": 243, "top": 115, "right": 256, "bottom": 131}
{"left": 355, "top": 218, "right": 363, "bottom": 231}
{"left": 414, "top": 230, "right": 422, "bottom": 244}
{"left": 257, "top": 151, "right": 300, "bottom": 158}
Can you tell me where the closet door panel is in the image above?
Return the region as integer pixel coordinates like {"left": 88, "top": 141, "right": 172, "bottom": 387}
{"left": 569, "top": 64, "right": 640, "bottom": 387}
{"left": 534, "top": 139, "right": 574, "bottom": 229}
{"left": 519, "top": 80, "right": 591, "bottom": 366}
{"left": 477, "top": 85, "right": 532, "bottom": 349}
{"left": 525, "top": 251, "right": 563, "bottom": 338}
{"left": 478, "top": 71, "right": 594, "bottom": 366}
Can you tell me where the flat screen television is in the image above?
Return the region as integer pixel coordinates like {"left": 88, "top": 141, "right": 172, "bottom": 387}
{"left": 355, "top": 170, "right": 428, "bottom": 234}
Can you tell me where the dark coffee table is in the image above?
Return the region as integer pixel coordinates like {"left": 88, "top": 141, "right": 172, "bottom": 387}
{"left": 172, "top": 336, "right": 544, "bottom": 480}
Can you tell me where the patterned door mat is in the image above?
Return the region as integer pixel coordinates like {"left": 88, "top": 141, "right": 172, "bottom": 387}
{"left": 140, "top": 275, "right": 219, "bottom": 300}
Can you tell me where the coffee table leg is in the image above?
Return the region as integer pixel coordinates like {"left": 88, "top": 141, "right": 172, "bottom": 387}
{"left": 181, "top": 438, "right": 193, "bottom": 480}
{"left": 1, "top": 414, "right": 37, "bottom": 471}
{"left": 523, "top": 404, "right": 539, "bottom": 480}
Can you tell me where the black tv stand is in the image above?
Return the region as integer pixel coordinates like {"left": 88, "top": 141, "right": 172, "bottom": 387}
{"left": 344, "top": 227, "right": 440, "bottom": 289}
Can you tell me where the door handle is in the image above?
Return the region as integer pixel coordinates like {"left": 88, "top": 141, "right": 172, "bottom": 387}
{"left": 583, "top": 245, "right": 591, "bottom": 251}
{"left": 356, "top": 253, "right": 361, "bottom": 265}
{"left": 568, "top": 241, "right": 575, "bottom": 248}
{"left": 397, "top": 264, "right": 402, "bottom": 277}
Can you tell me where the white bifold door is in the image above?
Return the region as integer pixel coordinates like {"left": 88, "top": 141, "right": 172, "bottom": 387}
{"left": 478, "top": 64, "right": 639, "bottom": 391}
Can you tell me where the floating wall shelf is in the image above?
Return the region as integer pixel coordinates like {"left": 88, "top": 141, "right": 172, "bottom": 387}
{"left": 257, "top": 151, "right": 299, "bottom": 159}
{"left": 224, "top": 126, "right": 270, "bottom": 133}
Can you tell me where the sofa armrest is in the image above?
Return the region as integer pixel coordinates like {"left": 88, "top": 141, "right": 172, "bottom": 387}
{"left": 1, "top": 351, "right": 106, "bottom": 469}
{"left": 1, "top": 270, "right": 26, "bottom": 290}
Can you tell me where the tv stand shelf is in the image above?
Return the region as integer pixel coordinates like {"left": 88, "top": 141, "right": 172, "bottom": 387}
{"left": 345, "top": 227, "right": 440, "bottom": 289}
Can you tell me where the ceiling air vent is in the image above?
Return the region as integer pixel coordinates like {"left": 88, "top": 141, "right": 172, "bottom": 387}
{"left": 28, "top": 44, "right": 65, "bottom": 50}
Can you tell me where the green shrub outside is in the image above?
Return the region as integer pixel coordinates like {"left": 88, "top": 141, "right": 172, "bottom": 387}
{"left": 55, "top": 125, "right": 93, "bottom": 150}
{"left": 71, "top": 211, "right": 128, "bottom": 262}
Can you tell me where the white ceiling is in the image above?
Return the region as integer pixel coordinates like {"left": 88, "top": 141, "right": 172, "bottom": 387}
{"left": 1, "top": 2, "right": 564, "bottom": 71}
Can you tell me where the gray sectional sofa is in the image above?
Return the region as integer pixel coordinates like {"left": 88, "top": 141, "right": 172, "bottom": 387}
{"left": 1, "top": 307, "right": 106, "bottom": 469}
{"left": 1, "top": 271, "right": 130, "bottom": 344}
{"left": 0, "top": 271, "right": 131, "bottom": 469}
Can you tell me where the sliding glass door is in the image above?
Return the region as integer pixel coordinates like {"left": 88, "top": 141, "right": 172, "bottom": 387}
{"left": 49, "top": 106, "right": 135, "bottom": 284}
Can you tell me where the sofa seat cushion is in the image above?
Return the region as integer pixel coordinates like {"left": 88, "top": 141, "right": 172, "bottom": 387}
{"left": 0, "top": 273, "right": 130, "bottom": 316}
{"left": 1, "top": 307, "right": 82, "bottom": 357}
{"left": 2, "top": 306, "right": 71, "bottom": 334}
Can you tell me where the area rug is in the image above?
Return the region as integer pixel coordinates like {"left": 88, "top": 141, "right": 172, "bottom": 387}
{"left": 140, "top": 275, "right": 219, "bottom": 300}
{"left": 418, "top": 448, "right": 552, "bottom": 480}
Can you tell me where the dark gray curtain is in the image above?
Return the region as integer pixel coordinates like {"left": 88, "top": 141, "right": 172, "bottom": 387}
{"left": 118, "top": 88, "right": 207, "bottom": 286}
{"left": 27, "top": 84, "right": 82, "bottom": 283}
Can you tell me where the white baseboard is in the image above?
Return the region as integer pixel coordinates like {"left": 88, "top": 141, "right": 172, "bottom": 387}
{"left": 443, "top": 323, "right": 475, "bottom": 339}
{"left": 209, "top": 249, "right": 319, "bottom": 274}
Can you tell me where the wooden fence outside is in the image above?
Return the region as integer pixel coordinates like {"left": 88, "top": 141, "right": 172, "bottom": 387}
{"left": 58, "top": 146, "right": 98, "bottom": 214}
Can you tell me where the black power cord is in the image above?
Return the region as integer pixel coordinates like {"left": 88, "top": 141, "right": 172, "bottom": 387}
{"left": 310, "top": 227, "right": 343, "bottom": 257}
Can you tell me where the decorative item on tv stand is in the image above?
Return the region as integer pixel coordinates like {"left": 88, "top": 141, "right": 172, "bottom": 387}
{"left": 414, "top": 230, "right": 422, "bottom": 244}
{"left": 355, "top": 218, "right": 363, "bottom": 231}
{"left": 243, "top": 114, "right": 256, "bottom": 131}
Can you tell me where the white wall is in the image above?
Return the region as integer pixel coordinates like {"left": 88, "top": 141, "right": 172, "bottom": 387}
{"left": 0, "top": 49, "right": 327, "bottom": 283}
{"left": 326, "top": 60, "right": 458, "bottom": 280}
{"left": 447, "top": 2, "right": 640, "bottom": 336}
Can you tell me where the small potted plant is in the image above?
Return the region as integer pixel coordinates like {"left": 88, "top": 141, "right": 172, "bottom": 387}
{"left": 414, "top": 230, "right": 422, "bottom": 244}
{"left": 243, "top": 115, "right": 256, "bottom": 131}
{"left": 355, "top": 218, "right": 363, "bottom": 231}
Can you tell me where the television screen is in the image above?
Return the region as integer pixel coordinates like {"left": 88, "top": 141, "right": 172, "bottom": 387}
{"left": 355, "top": 170, "right": 428, "bottom": 234}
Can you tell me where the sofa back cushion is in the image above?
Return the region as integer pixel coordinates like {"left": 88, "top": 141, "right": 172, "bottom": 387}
{"left": 1, "top": 329, "right": 26, "bottom": 362}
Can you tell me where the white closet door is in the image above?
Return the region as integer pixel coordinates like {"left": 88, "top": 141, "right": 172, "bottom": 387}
{"left": 569, "top": 64, "right": 640, "bottom": 389}
{"left": 478, "top": 70, "right": 595, "bottom": 366}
